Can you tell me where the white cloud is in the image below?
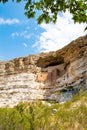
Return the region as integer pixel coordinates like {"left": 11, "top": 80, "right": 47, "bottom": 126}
{"left": 12, "top": 29, "right": 31, "bottom": 39}
{"left": 33, "top": 12, "right": 87, "bottom": 52}
{"left": 12, "top": 32, "right": 19, "bottom": 37}
{"left": 23, "top": 43, "right": 28, "bottom": 48}
{"left": 0, "top": 17, "right": 20, "bottom": 25}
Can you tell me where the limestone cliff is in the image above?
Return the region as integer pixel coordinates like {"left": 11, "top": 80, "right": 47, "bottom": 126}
{"left": 0, "top": 35, "right": 87, "bottom": 107}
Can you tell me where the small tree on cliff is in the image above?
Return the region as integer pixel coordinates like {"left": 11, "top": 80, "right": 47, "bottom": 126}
{"left": 0, "top": 0, "right": 87, "bottom": 29}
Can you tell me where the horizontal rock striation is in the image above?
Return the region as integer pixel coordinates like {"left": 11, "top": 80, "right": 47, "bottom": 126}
{"left": 0, "top": 35, "right": 87, "bottom": 107}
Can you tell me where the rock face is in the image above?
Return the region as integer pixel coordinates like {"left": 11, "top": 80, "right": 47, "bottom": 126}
{"left": 0, "top": 35, "right": 87, "bottom": 107}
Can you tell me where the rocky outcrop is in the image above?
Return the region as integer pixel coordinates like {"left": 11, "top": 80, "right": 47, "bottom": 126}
{"left": 0, "top": 35, "right": 87, "bottom": 107}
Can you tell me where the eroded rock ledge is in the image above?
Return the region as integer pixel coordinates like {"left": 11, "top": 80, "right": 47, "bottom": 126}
{"left": 0, "top": 35, "right": 87, "bottom": 107}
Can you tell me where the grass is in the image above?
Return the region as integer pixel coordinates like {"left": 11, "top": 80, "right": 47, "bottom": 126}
{"left": 0, "top": 91, "right": 87, "bottom": 130}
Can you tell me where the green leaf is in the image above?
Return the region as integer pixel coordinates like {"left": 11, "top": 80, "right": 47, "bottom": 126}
{"left": 25, "top": 2, "right": 30, "bottom": 10}
{"left": 16, "top": 0, "right": 21, "bottom": 2}
{"left": 84, "top": 26, "right": 87, "bottom": 31}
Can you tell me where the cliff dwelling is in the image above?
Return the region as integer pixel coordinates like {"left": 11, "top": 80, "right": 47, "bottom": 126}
{"left": 37, "top": 64, "right": 65, "bottom": 85}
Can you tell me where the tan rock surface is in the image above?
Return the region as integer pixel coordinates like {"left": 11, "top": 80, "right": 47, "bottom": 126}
{"left": 0, "top": 35, "right": 87, "bottom": 107}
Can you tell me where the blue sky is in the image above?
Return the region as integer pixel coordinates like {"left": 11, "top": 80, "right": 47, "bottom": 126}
{"left": 0, "top": 1, "right": 87, "bottom": 61}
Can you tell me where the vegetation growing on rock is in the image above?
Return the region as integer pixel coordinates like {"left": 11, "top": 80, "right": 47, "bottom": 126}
{"left": 0, "top": 91, "right": 87, "bottom": 130}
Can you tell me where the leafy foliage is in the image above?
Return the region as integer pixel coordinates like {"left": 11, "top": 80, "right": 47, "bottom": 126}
{"left": 0, "top": 91, "right": 87, "bottom": 129}
{"left": 0, "top": 0, "right": 87, "bottom": 26}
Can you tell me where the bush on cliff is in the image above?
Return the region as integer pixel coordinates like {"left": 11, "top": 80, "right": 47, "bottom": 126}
{"left": 0, "top": 91, "right": 87, "bottom": 130}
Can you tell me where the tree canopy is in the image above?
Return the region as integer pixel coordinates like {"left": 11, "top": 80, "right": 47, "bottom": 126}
{"left": 0, "top": 0, "right": 87, "bottom": 28}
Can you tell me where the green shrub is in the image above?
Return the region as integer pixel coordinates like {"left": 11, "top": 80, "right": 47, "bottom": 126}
{"left": 0, "top": 91, "right": 87, "bottom": 130}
